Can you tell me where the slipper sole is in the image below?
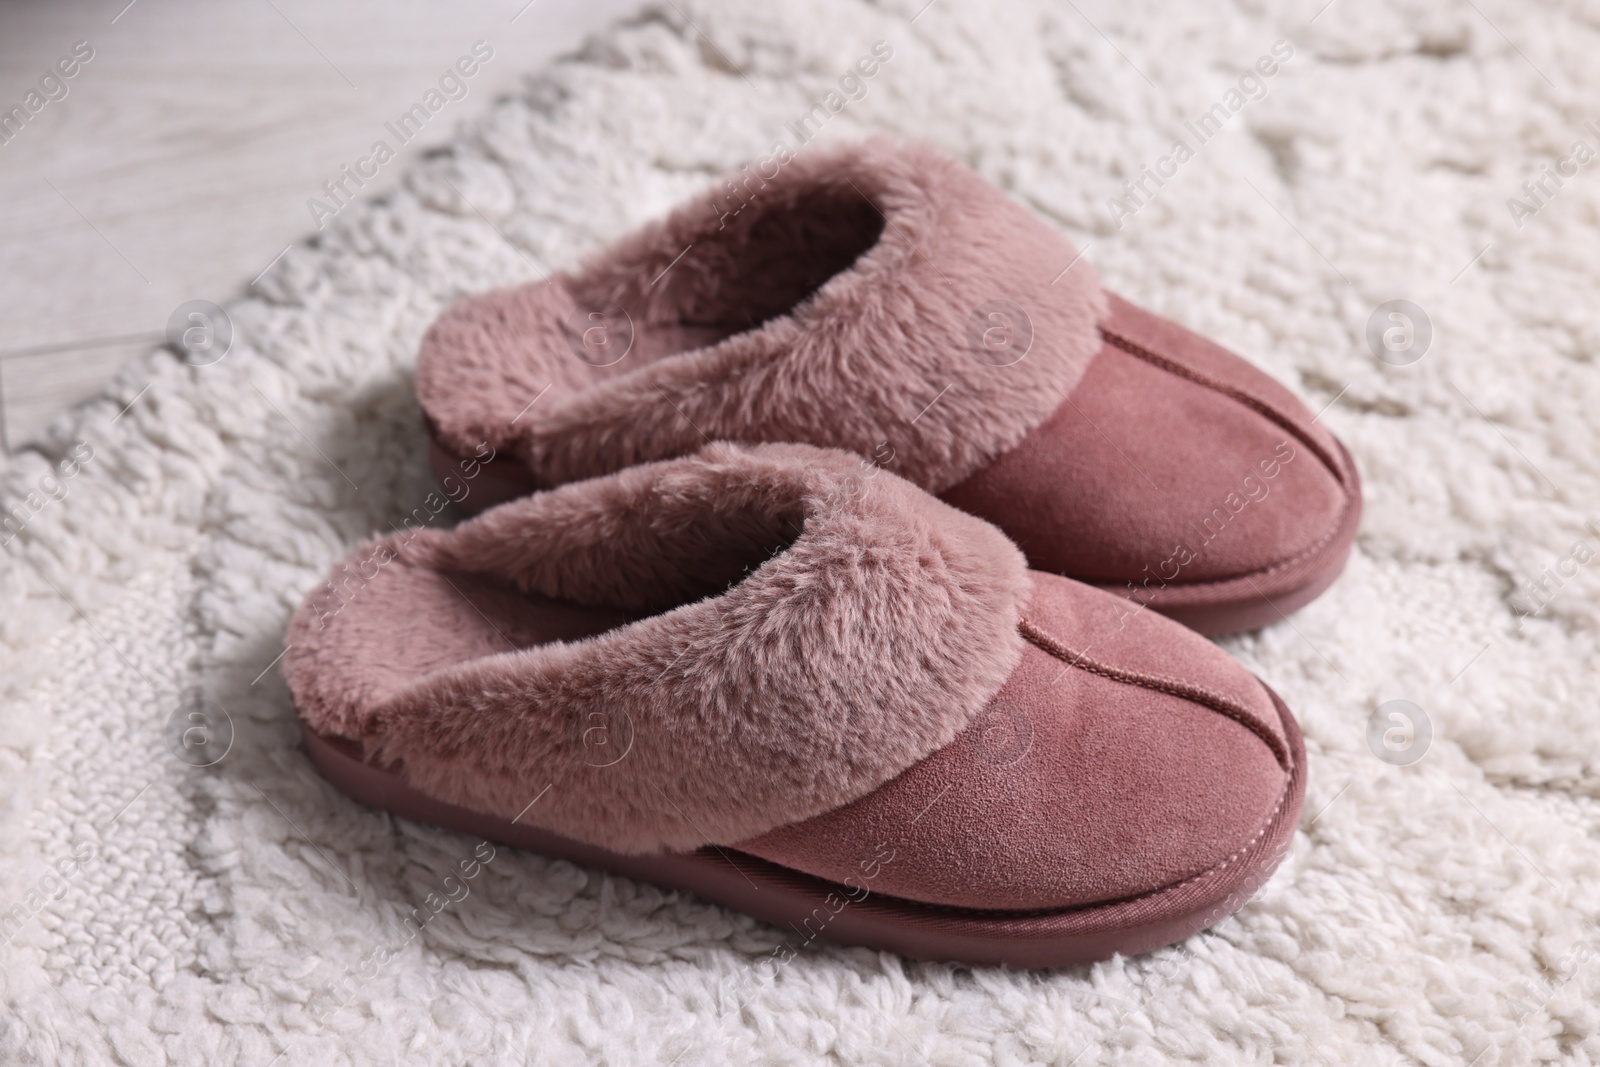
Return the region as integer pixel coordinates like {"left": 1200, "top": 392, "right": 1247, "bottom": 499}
{"left": 299, "top": 683, "right": 1306, "bottom": 968}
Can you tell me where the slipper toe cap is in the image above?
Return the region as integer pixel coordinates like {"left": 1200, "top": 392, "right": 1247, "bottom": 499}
{"left": 941, "top": 292, "right": 1358, "bottom": 614}
{"left": 736, "top": 573, "right": 1299, "bottom": 913}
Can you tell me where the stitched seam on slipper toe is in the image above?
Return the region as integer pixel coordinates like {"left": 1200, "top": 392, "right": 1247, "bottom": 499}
{"left": 1017, "top": 618, "right": 1291, "bottom": 771}
{"left": 1085, "top": 328, "right": 1359, "bottom": 595}
{"left": 1098, "top": 327, "right": 1349, "bottom": 488}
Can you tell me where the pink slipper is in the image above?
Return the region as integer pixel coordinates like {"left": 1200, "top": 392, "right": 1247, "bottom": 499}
{"left": 285, "top": 443, "right": 1304, "bottom": 967}
{"left": 416, "top": 137, "right": 1359, "bottom": 635}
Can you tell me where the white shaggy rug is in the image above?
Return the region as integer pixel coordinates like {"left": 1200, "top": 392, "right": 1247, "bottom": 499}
{"left": 4, "top": 0, "right": 1600, "bottom": 1063}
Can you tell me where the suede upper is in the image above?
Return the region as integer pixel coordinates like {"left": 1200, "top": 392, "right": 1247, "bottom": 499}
{"left": 942, "top": 294, "right": 1356, "bottom": 590}
{"left": 283, "top": 444, "right": 1032, "bottom": 854}
{"left": 738, "top": 571, "right": 1292, "bottom": 911}
{"left": 417, "top": 136, "right": 1107, "bottom": 494}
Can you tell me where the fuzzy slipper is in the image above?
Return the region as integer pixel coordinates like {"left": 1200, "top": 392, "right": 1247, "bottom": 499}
{"left": 416, "top": 137, "right": 1359, "bottom": 635}
{"left": 284, "top": 443, "right": 1305, "bottom": 967}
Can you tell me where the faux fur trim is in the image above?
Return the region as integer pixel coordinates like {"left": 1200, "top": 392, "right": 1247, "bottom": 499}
{"left": 284, "top": 443, "right": 1031, "bottom": 853}
{"left": 416, "top": 136, "right": 1106, "bottom": 493}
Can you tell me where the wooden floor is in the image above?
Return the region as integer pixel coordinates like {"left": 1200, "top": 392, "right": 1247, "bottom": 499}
{"left": 0, "top": 0, "right": 637, "bottom": 452}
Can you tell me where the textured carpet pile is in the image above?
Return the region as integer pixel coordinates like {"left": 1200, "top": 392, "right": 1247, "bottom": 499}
{"left": 3, "top": 1, "right": 1599, "bottom": 1063}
